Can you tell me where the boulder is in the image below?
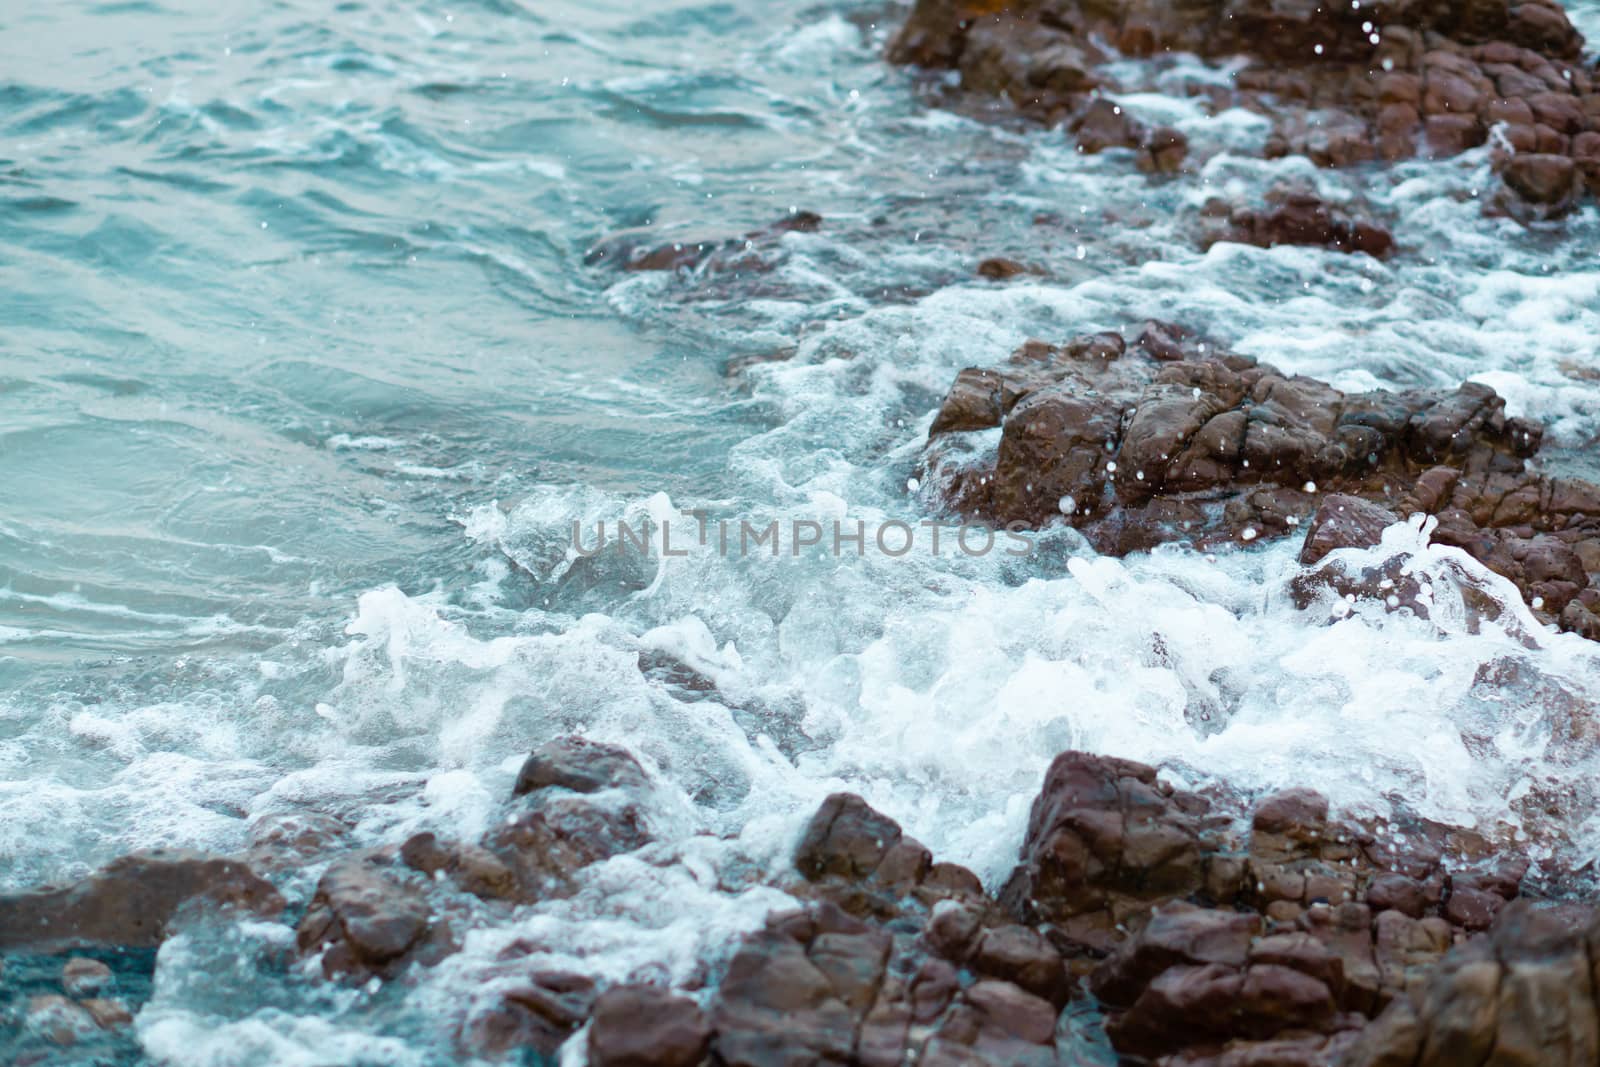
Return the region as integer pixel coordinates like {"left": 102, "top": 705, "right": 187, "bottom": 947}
{"left": 589, "top": 985, "right": 712, "bottom": 1067}
{"left": 0, "top": 850, "right": 283, "bottom": 951}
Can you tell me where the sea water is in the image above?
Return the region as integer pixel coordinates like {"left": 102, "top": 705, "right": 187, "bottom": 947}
{"left": 3, "top": 0, "right": 1600, "bottom": 1062}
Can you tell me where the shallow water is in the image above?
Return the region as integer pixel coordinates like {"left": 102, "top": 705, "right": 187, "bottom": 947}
{"left": 3, "top": 0, "right": 1600, "bottom": 1062}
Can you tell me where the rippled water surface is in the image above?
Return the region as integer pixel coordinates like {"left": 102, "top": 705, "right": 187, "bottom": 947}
{"left": 4, "top": 0, "right": 1600, "bottom": 1062}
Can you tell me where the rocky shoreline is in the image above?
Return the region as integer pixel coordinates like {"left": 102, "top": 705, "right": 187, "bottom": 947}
{"left": 5, "top": 738, "right": 1597, "bottom": 1065}
{"left": 6, "top": 1, "right": 1599, "bottom": 1064}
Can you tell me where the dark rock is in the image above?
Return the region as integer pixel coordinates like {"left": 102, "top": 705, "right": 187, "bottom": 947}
{"left": 462, "top": 971, "right": 598, "bottom": 1060}
{"left": 796, "top": 793, "right": 907, "bottom": 882}
{"left": 589, "top": 985, "right": 711, "bottom": 1067}
{"left": 1501, "top": 152, "right": 1580, "bottom": 207}
{"left": 485, "top": 735, "right": 656, "bottom": 902}
{"left": 1299, "top": 495, "right": 1402, "bottom": 565}
{"left": 920, "top": 326, "right": 1600, "bottom": 636}
{"left": 0, "top": 850, "right": 283, "bottom": 951}
{"left": 1344, "top": 901, "right": 1600, "bottom": 1067}
{"left": 400, "top": 832, "right": 519, "bottom": 901}
{"left": 1074, "top": 98, "right": 1144, "bottom": 154}
{"left": 295, "top": 853, "right": 447, "bottom": 981}
{"left": 585, "top": 212, "right": 822, "bottom": 274}
{"left": 977, "top": 257, "right": 1033, "bottom": 280}
{"left": 513, "top": 735, "right": 647, "bottom": 797}
{"left": 885, "top": 0, "right": 1598, "bottom": 211}
{"left": 1203, "top": 192, "right": 1394, "bottom": 257}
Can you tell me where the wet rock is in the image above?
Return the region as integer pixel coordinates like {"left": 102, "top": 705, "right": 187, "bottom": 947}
{"left": 588, "top": 984, "right": 712, "bottom": 1067}
{"left": 0, "top": 850, "right": 284, "bottom": 951}
{"left": 1344, "top": 900, "right": 1600, "bottom": 1067}
{"left": 400, "top": 832, "right": 519, "bottom": 901}
{"left": 920, "top": 326, "right": 1600, "bottom": 636}
{"left": 1500, "top": 152, "right": 1581, "bottom": 212}
{"left": 701, "top": 763, "right": 1557, "bottom": 1065}
{"left": 796, "top": 792, "right": 910, "bottom": 883}
{"left": 1201, "top": 192, "right": 1394, "bottom": 257}
{"left": 295, "top": 853, "right": 449, "bottom": 981}
{"left": 585, "top": 211, "right": 823, "bottom": 274}
{"left": 976, "top": 256, "right": 1035, "bottom": 280}
{"left": 463, "top": 971, "right": 598, "bottom": 1060}
{"left": 23, "top": 995, "right": 99, "bottom": 1046}
{"left": 706, "top": 793, "right": 1079, "bottom": 1066}
{"left": 985, "top": 751, "right": 1552, "bottom": 1063}
{"left": 512, "top": 735, "right": 648, "bottom": 797}
{"left": 1138, "top": 126, "right": 1190, "bottom": 175}
{"left": 1298, "top": 495, "right": 1402, "bottom": 565}
{"left": 60, "top": 957, "right": 112, "bottom": 997}
{"left": 1073, "top": 98, "right": 1143, "bottom": 154}
{"left": 997, "top": 752, "right": 1212, "bottom": 950}
{"left": 886, "top": 0, "right": 1599, "bottom": 211}
{"left": 247, "top": 811, "right": 353, "bottom": 872}
{"left": 483, "top": 735, "right": 655, "bottom": 902}
{"left": 79, "top": 998, "right": 133, "bottom": 1030}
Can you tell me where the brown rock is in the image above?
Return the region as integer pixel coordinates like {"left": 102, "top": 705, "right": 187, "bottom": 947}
{"left": 589, "top": 985, "right": 711, "bottom": 1067}
{"left": 61, "top": 957, "right": 113, "bottom": 997}
{"left": 464, "top": 971, "right": 597, "bottom": 1059}
{"left": 0, "top": 850, "right": 283, "bottom": 951}
{"left": 295, "top": 854, "right": 443, "bottom": 980}
{"left": 1501, "top": 152, "right": 1579, "bottom": 204}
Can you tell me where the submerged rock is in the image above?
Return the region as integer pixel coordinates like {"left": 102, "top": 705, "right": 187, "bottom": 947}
{"left": 0, "top": 850, "right": 283, "bottom": 951}
{"left": 584, "top": 211, "right": 823, "bottom": 274}
{"left": 1200, "top": 190, "right": 1395, "bottom": 257}
{"left": 461, "top": 970, "right": 598, "bottom": 1060}
{"left": 887, "top": 0, "right": 1600, "bottom": 213}
{"left": 919, "top": 326, "right": 1600, "bottom": 636}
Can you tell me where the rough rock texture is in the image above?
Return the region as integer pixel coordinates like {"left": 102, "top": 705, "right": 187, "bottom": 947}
{"left": 0, "top": 850, "right": 283, "bottom": 951}
{"left": 294, "top": 852, "right": 453, "bottom": 981}
{"left": 887, "top": 0, "right": 1599, "bottom": 214}
{"left": 461, "top": 970, "right": 599, "bottom": 1060}
{"left": 476, "top": 735, "right": 655, "bottom": 902}
{"left": 659, "top": 758, "right": 1577, "bottom": 1067}
{"left": 919, "top": 325, "right": 1600, "bottom": 636}
{"left": 588, "top": 985, "right": 712, "bottom": 1067}
{"left": 704, "top": 794, "right": 1077, "bottom": 1067}
{"left": 399, "top": 735, "right": 655, "bottom": 908}
{"left": 1341, "top": 899, "right": 1600, "bottom": 1067}
{"left": 1199, "top": 190, "right": 1395, "bottom": 257}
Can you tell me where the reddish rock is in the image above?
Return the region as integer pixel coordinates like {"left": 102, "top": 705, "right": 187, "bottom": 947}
{"left": 589, "top": 985, "right": 711, "bottom": 1067}
{"left": 1202, "top": 192, "right": 1395, "bottom": 257}
{"left": 920, "top": 326, "right": 1600, "bottom": 634}
{"left": 884, "top": 0, "right": 1598, "bottom": 210}
{"left": 1501, "top": 152, "right": 1579, "bottom": 205}
{"left": 463, "top": 971, "right": 598, "bottom": 1060}
{"left": 0, "top": 850, "right": 283, "bottom": 951}
{"left": 295, "top": 853, "right": 449, "bottom": 981}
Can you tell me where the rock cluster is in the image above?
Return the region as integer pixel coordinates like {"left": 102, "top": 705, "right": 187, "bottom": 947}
{"left": 6, "top": 745, "right": 1598, "bottom": 1064}
{"left": 574, "top": 750, "right": 1588, "bottom": 1066}
{"left": 919, "top": 324, "right": 1600, "bottom": 637}
{"left": 888, "top": 0, "right": 1600, "bottom": 214}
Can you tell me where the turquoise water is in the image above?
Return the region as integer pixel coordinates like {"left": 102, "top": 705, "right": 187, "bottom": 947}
{"left": 4, "top": 1, "right": 1600, "bottom": 1062}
